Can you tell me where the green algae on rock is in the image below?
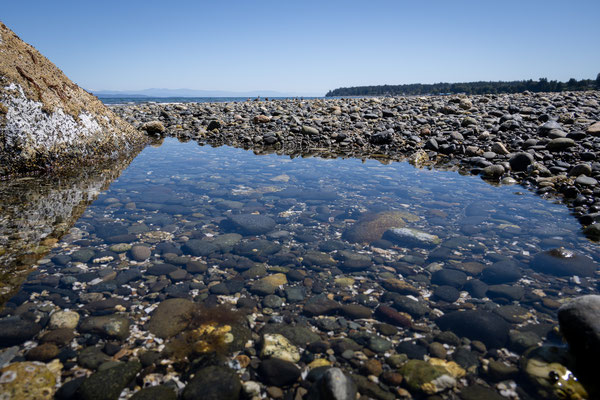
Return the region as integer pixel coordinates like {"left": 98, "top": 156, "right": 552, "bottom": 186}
{"left": 399, "top": 359, "right": 463, "bottom": 395}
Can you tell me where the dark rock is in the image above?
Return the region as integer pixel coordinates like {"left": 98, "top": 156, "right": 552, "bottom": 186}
{"left": 78, "top": 314, "right": 130, "bottom": 340}
{"left": 464, "top": 279, "right": 488, "bottom": 298}
{"left": 396, "top": 341, "right": 427, "bottom": 360}
{"left": 374, "top": 305, "right": 411, "bottom": 327}
{"left": 146, "top": 298, "right": 195, "bottom": 338}
{"left": 40, "top": 328, "right": 76, "bottom": 346}
{"left": 227, "top": 214, "right": 276, "bottom": 235}
{"left": 302, "top": 250, "right": 337, "bottom": 269}
{"left": 436, "top": 310, "right": 510, "bottom": 349}
{"left": 146, "top": 263, "right": 178, "bottom": 275}
{"left": 351, "top": 374, "right": 395, "bottom": 400}
{"left": 538, "top": 120, "right": 562, "bottom": 135}
{"left": 234, "top": 240, "right": 281, "bottom": 258}
{"left": 431, "top": 269, "right": 467, "bottom": 289}
{"left": 71, "top": 248, "right": 96, "bottom": 263}
{"left": 340, "top": 304, "right": 373, "bottom": 319}
{"left": 207, "top": 120, "right": 221, "bottom": 131}
{"left": 433, "top": 285, "right": 460, "bottom": 302}
{"left": 0, "top": 317, "right": 41, "bottom": 347}
{"left": 336, "top": 250, "right": 371, "bottom": 271}
{"left": 480, "top": 260, "right": 521, "bottom": 284}
{"left": 182, "top": 240, "right": 219, "bottom": 257}
{"left": 284, "top": 286, "right": 306, "bottom": 302}
{"left": 130, "top": 386, "right": 177, "bottom": 400}
{"left": 258, "top": 358, "right": 301, "bottom": 387}
{"left": 370, "top": 130, "right": 393, "bottom": 145}
{"left": 453, "top": 346, "right": 480, "bottom": 369}
{"left": 78, "top": 346, "right": 112, "bottom": 370}
{"left": 114, "top": 268, "right": 142, "bottom": 286}
{"left": 77, "top": 361, "right": 141, "bottom": 400}
{"left": 25, "top": 343, "right": 60, "bottom": 361}
{"left": 487, "top": 284, "right": 524, "bottom": 301}
{"left": 530, "top": 248, "right": 597, "bottom": 277}
{"left": 56, "top": 377, "right": 86, "bottom": 400}
{"left": 182, "top": 365, "right": 241, "bottom": 400}
{"left": 558, "top": 295, "right": 600, "bottom": 387}
{"left": 508, "top": 152, "right": 534, "bottom": 171}
{"left": 304, "top": 295, "right": 341, "bottom": 316}
{"left": 390, "top": 295, "right": 429, "bottom": 318}
{"left": 459, "top": 384, "right": 504, "bottom": 400}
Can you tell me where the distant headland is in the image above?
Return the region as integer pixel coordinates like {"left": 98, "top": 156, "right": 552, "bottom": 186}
{"left": 326, "top": 76, "right": 600, "bottom": 97}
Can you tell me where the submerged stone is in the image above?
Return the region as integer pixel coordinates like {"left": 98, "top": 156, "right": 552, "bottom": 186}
{"left": 521, "top": 345, "right": 587, "bottom": 400}
{"left": 146, "top": 298, "right": 195, "bottom": 339}
{"left": 530, "top": 248, "right": 597, "bottom": 277}
{"left": 399, "top": 359, "right": 458, "bottom": 395}
{"left": 78, "top": 314, "right": 130, "bottom": 340}
{"left": 260, "top": 333, "right": 300, "bottom": 362}
{"left": 0, "top": 317, "right": 41, "bottom": 347}
{"left": 382, "top": 227, "right": 441, "bottom": 248}
{"left": 77, "top": 361, "right": 142, "bottom": 400}
{"left": 307, "top": 367, "right": 357, "bottom": 400}
{"left": 227, "top": 213, "right": 276, "bottom": 235}
{"left": 258, "top": 358, "right": 301, "bottom": 387}
{"left": 436, "top": 310, "right": 509, "bottom": 349}
{"left": 342, "top": 211, "right": 418, "bottom": 243}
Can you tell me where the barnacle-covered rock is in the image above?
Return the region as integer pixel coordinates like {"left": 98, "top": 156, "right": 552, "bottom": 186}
{"left": 0, "top": 360, "right": 62, "bottom": 400}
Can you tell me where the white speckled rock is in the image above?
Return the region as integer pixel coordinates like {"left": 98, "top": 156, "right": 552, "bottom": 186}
{"left": 260, "top": 333, "right": 301, "bottom": 363}
{"left": 0, "top": 22, "right": 145, "bottom": 176}
{"left": 48, "top": 310, "right": 79, "bottom": 330}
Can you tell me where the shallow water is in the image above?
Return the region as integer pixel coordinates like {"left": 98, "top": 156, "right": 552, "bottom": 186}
{"left": 1, "top": 137, "right": 599, "bottom": 398}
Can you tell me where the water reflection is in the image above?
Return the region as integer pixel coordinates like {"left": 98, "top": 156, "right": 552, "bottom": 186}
{"left": 0, "top": 151, "right": 142, "bottom": 306}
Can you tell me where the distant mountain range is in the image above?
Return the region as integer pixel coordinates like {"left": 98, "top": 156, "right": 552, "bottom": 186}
{"left": 91, "top": 88, "right": 321, "bottom": 98}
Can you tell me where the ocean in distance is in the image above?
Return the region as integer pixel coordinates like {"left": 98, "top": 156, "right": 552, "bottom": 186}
{"left": 98, "top": 96, "right": 323, "bottom": 105}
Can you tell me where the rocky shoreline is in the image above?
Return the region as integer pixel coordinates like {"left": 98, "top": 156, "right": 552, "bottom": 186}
{"left": 113, "top": 91, "right": 600, "bottom": 237}
{"left": 1, "top": 126, "right": 599, "bottom": 399}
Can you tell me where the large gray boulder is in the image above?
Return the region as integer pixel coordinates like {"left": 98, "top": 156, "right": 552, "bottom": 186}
{"left": 0, "top": 21, "right": 144, "bottom": 176}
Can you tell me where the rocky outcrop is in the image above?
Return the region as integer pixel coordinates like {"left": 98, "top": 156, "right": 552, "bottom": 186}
{"left": 0, "top": 22, "right": 145, "bottom": 176}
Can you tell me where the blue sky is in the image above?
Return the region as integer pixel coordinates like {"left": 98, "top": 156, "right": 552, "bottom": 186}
{"left": 2, "top": 1, "right": 599, "bottom": 95}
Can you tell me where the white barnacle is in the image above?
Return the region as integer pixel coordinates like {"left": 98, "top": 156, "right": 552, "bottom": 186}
{"left": 0, "top": 370, "right": 17, "bottom": 383}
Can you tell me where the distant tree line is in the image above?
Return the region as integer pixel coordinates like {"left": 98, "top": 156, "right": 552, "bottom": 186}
{"left": 326, "top": 74, "right": 600, "bottom": 97}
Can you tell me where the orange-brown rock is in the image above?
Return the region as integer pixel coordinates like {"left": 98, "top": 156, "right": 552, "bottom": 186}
{"left": 0, "top": 22, "right": 145, "bottom": 175}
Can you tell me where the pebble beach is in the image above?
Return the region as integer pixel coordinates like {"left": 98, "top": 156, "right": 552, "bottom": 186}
{"left": 1, "top": 91, "right": 600, "bottom": 400}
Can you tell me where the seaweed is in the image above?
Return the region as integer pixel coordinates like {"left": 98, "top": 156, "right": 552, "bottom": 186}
{"left": 166, "top": 304, "right": 244, "bottom": 362}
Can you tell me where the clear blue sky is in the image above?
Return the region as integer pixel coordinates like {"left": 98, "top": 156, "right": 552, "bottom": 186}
{"left": 2, "top": 0, "right": 599, "bottom": 95}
